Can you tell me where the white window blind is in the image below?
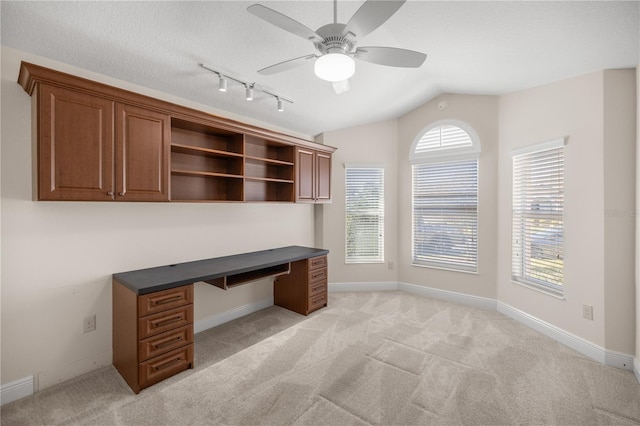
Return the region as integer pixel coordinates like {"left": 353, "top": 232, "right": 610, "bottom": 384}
{"left": 415, "top": 125, "right": 473, "bottom": 154}
{"left": 512, "top": 141, "right": 564, "bottom": 295}
{"left": 412, "top": 160, "right": 478, "bottom": 272}
{"left": 345, "top": 166, "right": 384, "bottom": 263}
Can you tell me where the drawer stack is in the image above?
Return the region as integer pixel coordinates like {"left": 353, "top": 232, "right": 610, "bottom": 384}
{"left": 274, "top": 255, "right": 328, "bottom": 315}
{"left": 113, "top": 282, "right": 194, "bottom": 393}
{"left": 307, "top": 255, "right": 328, "bottom": 313}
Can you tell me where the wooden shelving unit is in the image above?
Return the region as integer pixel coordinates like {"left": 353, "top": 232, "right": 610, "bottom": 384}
{"left": 18, "top": 62, "right": 336, "bottom": 204}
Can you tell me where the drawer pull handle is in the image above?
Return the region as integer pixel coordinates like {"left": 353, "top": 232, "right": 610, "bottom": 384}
{"left": 311, "top": 285, "right": 324, "bottom": 292}
{"left": 154, "top": 357, "right": 183, "bottom": 371}
{"left": 153, "top": 337, "right": 182, "bottom": 349}
{"left": 153, "top": 295, "right": 182, "bottom": 305}
{"left": 153, "top": 316, "right": 182, "bottom": 327}
{"left": 312, "top": 272, "right": 325, "bottom": 279}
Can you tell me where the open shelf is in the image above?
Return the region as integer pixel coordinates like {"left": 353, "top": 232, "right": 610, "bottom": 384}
{"left": 244, "top": 135, "right": 294, "bottom": 163}
{"left": 171, "top": 143, "right": 244, "bottom": 159}
{"left": 244, "top": 179, "right": 294, "bottom": 202}
{"left": 171, "top": 174, "right": 243, "bottom": 202}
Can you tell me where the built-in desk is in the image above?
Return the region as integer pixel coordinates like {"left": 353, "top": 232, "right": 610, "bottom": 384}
{"left": 112, "top": 245, "right": 329, "bottom": 393}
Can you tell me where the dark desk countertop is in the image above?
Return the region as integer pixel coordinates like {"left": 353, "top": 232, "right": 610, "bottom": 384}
{"left": 113, "top": 245, "right": 329, "bottom": 295}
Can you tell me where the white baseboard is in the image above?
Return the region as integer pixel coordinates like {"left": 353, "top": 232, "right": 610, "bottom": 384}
{"left": 398, "top": 282, "right": 497, "bottom": 311}
{"left": 635, "top": 357, "right": 640, "bottom": 383}
{"left": 1, "top": 376, "right": 33, "bottom": 406}
{"left": 194, "top": 297, "right": 274, "bottom": 334}
{"left": 498, "top": 301, "right": 634, "bottom": 371}
{"left": 328, "top": 281, "right": 398, "bottom": 292}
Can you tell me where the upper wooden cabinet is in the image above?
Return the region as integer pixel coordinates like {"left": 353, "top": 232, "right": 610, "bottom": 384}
{"left": 295, "top": 147, "right": 332, "bottom": 203}
{"left": 36, "top": 84, "right": 170, "bottom": 201}
{"left": 19, "top": 62, "right": 335, "bottom": 203}
{"left": 115, "top": 104, "right": 170, "bottom": 201}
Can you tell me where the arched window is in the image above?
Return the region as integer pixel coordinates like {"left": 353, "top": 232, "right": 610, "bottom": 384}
{"left": 411, "top": 120, "right": 480, "bottom": 272}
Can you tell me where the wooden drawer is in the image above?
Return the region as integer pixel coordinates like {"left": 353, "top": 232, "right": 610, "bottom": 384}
{"left": 138, "top": 325, "right": 193, "bottom": 362}
{"left": 309, "top": 280, "right": 327, "bottom": 297}
{"left": 138, "top": 285, "right": 193, "bottom": 317}
{"left": 308, "top": 292, "right": 327, "bottom": 314}
{"left": 308, "top": 267, "right": 327, "bottom": 283}
{"left": 138, "top": 304, "right": 193, "bottom": 340}
{"left": 139, "top": 344, "right": 193, "bottom": 389}
{"left": 309, "top": 256, "right": 327, "bottom": 271}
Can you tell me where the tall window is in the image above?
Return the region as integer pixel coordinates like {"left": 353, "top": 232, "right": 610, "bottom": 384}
{"left": 512, "top": 138, "right": 565, "bottom": 295}
{"left": 345, "top": 165, "right": 384, "bottom": 263}
{"left": 411, "top": 121, "right": 480, "bottom": 272}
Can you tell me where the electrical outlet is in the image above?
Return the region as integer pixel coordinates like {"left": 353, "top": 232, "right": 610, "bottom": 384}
{"left": 83, "top": 314, "right": 96, "bottom": 333}
{"left": 582, "top": 305, "right": 593, "bottom": 320}
{"left": 388, "top": 261, "right": 394, "bottom": 270}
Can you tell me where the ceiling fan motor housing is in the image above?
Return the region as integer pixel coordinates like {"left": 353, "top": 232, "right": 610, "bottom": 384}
{"left": 314, "top": 23, "right": 355, "bottom": 55}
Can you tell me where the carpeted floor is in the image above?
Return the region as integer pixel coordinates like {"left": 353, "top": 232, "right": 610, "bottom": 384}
{"left": 2, "top": 291, "right": 640, "bottom": 425}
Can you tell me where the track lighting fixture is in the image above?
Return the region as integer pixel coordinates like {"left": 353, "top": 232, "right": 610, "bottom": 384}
{"left": 200, "top": 64, "right": 292, "bottom": 112}
{"left": 218, "top": 76, "right": 227, "bottom": 92}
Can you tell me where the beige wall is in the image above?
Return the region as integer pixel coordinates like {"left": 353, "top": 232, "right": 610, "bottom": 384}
{"left": 397, "top": 94, "right": 499, "bottom": 299}
{"left": 637, "top": 65, "right": 640, "bottom": 368}
{"left": 0, "top": 48, "right": 315, "bottom": 389}
{"left": 317, "top": 120, "right": 399, "bottom": 284}
{"left": 603, "top": 70, "right": 636, "bottom": 354}
{"left": 498, "top": 70, "right": 636, "bottom": 354}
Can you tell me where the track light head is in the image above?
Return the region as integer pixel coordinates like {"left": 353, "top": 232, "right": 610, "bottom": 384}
{"left": 218, "top": 76, "right": 227, "bottom": 92}
{"left": 245, "top": 85, "right": 254, "bottom": 101}
{"left": 277, "top": 98, "right": 284, "bottom": 112}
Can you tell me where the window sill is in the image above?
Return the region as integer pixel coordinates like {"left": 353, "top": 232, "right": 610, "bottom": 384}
{"left": 411, "top": 263, "right": 478, "bottom": 275}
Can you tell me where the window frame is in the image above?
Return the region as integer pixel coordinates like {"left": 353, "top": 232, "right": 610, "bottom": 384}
{"left": 511, "top": 137, "right": 565, "bottom": 297}
{"left": 344, "top": 163, "right": 385, "bottom": 264}
{"left": 410, "top": 120, "right": 480, "bottom": 273}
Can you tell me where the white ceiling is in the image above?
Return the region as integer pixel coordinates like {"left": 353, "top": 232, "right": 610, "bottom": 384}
{"left": 2, "top": 1, "right": 639, "bottom": 137}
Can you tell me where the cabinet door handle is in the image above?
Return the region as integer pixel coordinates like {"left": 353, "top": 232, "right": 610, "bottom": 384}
{"left": 107, "top": 191, "right": 114, "bottom": 196}
{"left": 153, "top": 336, "right": 182, "bottom": 350}
{"left": 154, "top": 295, "right": 182, "bottom": 306}
{"left": 153, "top": 357, "right": 183, "bottom": 371}
{"left": 153, "top": 315, "right": 182, "bottom": 328}
{"left": 118, "top": 192, "right": 125, "bottom": 196}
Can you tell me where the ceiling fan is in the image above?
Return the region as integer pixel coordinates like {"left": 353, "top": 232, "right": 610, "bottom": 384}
{"left": 247, "top": 0, "right": 427, "bottom": 94}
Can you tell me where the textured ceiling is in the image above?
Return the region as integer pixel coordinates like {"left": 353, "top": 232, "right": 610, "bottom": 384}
{"left": 2, "top": 1, "right": 639, "bottom": 137}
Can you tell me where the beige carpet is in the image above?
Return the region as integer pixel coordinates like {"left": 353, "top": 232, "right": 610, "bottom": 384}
{"left": 2, "top": 291, "right": 640, "bottom": 425}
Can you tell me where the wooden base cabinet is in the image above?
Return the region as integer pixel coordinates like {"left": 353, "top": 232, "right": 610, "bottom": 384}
{"left": 113, "top": 282, "right": 194, "bottom": 393}
{"left": 274, "top": 255, "right": 328, "bottom": 315}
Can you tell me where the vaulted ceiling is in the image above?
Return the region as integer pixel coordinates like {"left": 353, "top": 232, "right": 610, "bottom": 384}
{"left": 2, "top": 1, "right": 638, "bottom": 137}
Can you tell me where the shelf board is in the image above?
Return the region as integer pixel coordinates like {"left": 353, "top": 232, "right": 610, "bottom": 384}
{"left": 244, "top": 155, "right": 294, "bottom": 166}
{"left": 171, "top": 169, "right": 244, "bottom": 179}
{"left": 171, "top": 143, "right": 244, "bottom": 159}
{"left": 244, "top": 176, "right": 294, "bottom": 184}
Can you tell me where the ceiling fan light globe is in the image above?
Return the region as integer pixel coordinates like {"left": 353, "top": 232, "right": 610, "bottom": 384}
{"left": 314, "top": 53, "right": 355, "bottom": 82}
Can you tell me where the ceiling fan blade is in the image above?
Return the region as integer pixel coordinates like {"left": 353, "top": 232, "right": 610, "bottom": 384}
{"left": 355, "top": 46, "right": 426, "bottom": 67}
{"left": 258, "top": 54, "right": 317, "bottom": 75}
{"left": 342, "top": 0, "right": 406, "bottom": 39}
{"left": 332, "top": 79, "right": 350, "bottom": 94}
{"left": 248, "top": 4, "right": 323, "bottom": 43}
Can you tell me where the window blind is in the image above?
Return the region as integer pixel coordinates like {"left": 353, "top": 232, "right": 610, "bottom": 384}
{"left": 512, "top": 143, "right": 564, "bottom": 294}
{"left": 415, "top": 125, "right": 473, "bottom": 154}
{"left": 345, "top": 166, "right": 384, "bottom": 263}
{"left": 412, "top": 160, "right": 478, "bottom": 272}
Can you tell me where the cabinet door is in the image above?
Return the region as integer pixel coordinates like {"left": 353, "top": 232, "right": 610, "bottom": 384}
{"left": 38, "top": 84, "right": 114, "bottom": 201}
{"left": 115, "top": 104, "right": 170, "bottom": 201}
{"left": 295, "top": 147, "right": 315, "bottom": 202}
{"left": 315, "top": 152, "right": 332, "bottom": 203}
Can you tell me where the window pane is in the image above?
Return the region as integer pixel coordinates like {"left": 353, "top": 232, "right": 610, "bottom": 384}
{"left": 512, "top": 145, "right": 564, "bottom": 294}
{"left": 346, "top": 167, "right": 384, "bottom": 263}
{"left": 412, "top": 160, "right": 478, "bottom": 272}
